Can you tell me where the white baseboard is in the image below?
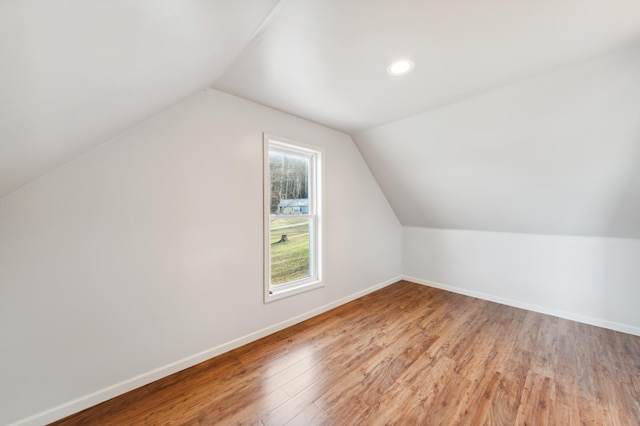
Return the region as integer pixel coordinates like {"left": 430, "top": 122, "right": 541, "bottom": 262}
{"left": 12, "top": 276, "right": 401, "bottom": 426}
{"left": 403, "top": 275, "right": 640, "bottom": 337}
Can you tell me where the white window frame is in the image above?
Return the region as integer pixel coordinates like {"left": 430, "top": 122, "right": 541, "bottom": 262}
{"left": 264, "top": 133, "right": 323, "bottom": 303}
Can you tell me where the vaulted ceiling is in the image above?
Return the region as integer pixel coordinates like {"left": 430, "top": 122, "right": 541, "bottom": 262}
{"left": 2, "top": 0, "right": 640, "bottom": 238}
{"left": 0, "top": 0, "right": 281, "bottom": 199}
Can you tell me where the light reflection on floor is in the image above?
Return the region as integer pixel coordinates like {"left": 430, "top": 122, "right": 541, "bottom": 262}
{"left": 260, "top": 343, "right": 320, "bottom": 403}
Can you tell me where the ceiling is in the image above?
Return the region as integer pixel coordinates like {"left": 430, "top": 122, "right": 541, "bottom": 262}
{"left": 355, "top": 42, "right": 640, "bottom": 238}
{"left": 216, "top": 0, "right": 640, "bottom": 133}
{"left": 0, "top": 0, "right": 280, "bottom": 199}
{"left": 2, "top": 0, "right": 640, "bottom": 237}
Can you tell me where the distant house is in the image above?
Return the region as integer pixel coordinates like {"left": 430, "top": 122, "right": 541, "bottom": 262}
{"left": 277, "top": 198, "right": 309, "bottom": 215}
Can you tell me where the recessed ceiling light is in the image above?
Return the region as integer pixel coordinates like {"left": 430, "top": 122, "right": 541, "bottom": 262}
{"left": 387, "top": 59, "right": 414, "bottom": 76}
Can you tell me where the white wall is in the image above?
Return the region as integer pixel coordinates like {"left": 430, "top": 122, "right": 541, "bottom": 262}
{"left": 0, "top": 89, "right": 402, "bottom": 425}
{"left": 404, "top": 227, "right": 640, "bottom": 336}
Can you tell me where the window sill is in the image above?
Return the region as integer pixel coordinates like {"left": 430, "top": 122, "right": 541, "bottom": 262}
{"left": 264, "top": 279, "right": 324, "bottom": 303}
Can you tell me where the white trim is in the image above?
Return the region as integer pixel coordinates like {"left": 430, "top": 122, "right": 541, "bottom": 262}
{"left": 11, "top": 276, "right": 401, "bottom": 426}
{"left": 403, "top": 275, "right": 640, "bottom": 337}
{"left": 263, "top": 133, "right": 324, "bottom": 303}
{"left": 267, "top": 278, "right": 324, "bottom": 302}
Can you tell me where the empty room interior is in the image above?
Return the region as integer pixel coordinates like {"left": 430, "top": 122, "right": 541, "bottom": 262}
{"left": 2, "top": 1, "right": 640, "bottom": 425}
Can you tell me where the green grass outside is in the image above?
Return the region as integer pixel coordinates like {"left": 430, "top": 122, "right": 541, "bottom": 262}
{"left": 270, "top": 218, "right": 310, "bottom": 285}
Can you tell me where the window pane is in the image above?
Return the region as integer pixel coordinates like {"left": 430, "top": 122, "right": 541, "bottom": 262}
{"left": 270, "top": 217, "right": 310, "bottom": 285}
{"left": 269, "top": 152, "right": 309, "bottom": 215}
{"left": 264, "top": 135, "right": 322, "bottom": 302}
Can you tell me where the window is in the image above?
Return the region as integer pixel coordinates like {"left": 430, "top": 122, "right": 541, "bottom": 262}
{"left": 264, "top": 134, "right": 323, "bottom": 302}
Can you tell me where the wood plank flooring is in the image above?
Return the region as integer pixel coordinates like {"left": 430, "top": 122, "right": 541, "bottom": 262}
{"left": 52, "top": 281, "right": 640, "bottom": 425}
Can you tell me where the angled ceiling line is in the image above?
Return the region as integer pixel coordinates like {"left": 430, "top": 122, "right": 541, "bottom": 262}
{"left": 210, "top": 0, "right": 286, "bottom": 88}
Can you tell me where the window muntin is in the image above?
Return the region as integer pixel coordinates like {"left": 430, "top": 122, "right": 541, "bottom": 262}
{"left": 264, "top": 135, "right": 322, "bottom": 302}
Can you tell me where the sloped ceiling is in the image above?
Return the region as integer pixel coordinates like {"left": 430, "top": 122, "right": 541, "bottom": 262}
{"left": 215, "top": 0, "right": 640, "bottom": 133}
{"left": 2, "top": 0, "right": 640, "bottom": 238}
{"left": 0, "top": 0, "right": 280, "bottom": 199}
{"left": 355, "top": 43, "right": 640, "bottom": 238}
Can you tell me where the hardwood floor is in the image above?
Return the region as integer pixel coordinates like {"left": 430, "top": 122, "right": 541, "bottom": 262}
{"left": 52, "top": 281, "right": 640, "bottom": 425}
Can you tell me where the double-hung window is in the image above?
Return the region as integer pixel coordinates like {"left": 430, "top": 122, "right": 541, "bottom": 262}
{"left": 264, "top": 134, "right": 323, "bottom": 302}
